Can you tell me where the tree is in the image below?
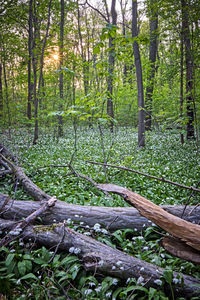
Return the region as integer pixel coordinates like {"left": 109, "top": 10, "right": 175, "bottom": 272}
{"left": 132, "top": 0, "right": 145, "bottom": 147}
{"left": 145, "top": 0, "right": 158, "bottom": 131}
{"left": 58, "top": 0, "right": 64, "bottom": 137}
{"left": 181, "top": 0, "right": 195, "bottom": 139}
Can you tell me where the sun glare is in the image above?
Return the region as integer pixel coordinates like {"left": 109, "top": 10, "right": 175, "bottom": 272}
{"left": 53, "top": 54, "right": 59, "bottom": 60}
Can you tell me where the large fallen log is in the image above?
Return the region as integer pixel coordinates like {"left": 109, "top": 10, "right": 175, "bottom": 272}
{"left": 0, "top": 218, "right": 199, "bottom": 299}
{"left": 1, "top": 193, "right": 200, "bottom": 232}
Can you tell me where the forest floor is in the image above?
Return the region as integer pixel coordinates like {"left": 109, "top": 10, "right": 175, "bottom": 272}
{"left": 0, "top": 126, "right": 200, "bottom": 299}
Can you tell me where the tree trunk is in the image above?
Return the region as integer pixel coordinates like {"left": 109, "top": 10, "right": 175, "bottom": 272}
{"left": 132, "top": 0, "right": 145, "bottom": 147}
{"left": 145, "top": 1, "right": 158, "bottom": 131}
{"left": 180, "top": 24, "right": 184, "bottom": 144}
{"left": 0, "top": 218, "right": 199, "bottom": 299}
{"left": 0, "top": 63, "right": 3, "bottom": 122}
{"left": 33, "top": 0, "right": 52, "bottom": 144}
{"left": 107, "top": 0, "right": 117, "bottom": 132}
{"left": 181, "top": 0, "right": 195, "bottom": 139}
{"left": 58, "top": 0, "right": 64, "bottom": 137}
{"left": 1, "top": 193, "right": 200, "bottom": 232}
{"left": 27, "top": 0, "right": 33, "bottom": 121}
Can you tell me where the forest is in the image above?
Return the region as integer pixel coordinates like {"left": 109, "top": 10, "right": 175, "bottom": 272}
{"left": 0, "top": 0, "right": 200, "bottom": 299}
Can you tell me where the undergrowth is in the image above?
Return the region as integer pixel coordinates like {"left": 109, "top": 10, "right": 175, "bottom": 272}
{"left": 0, "top": 126, "right": 200, "bottom": 299}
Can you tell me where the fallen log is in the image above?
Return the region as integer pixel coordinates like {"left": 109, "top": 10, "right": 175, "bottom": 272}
{"left": 0, "top": 218, "right": 199, "bottom": 299}
{"left": 98, "top": 184, "right": 200, "bottom": 251}
{"left": 1, "top": 193, "right": 200, "bottom": 232}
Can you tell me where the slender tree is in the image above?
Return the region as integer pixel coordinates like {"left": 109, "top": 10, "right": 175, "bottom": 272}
{"left": 107, "top": 0, "right": 117, "bottom": 132}
{"left": 27, "top": 0, "right": 33, "bottom": 121}
{"left": 0, "top": 63, "right": 3, "bottom": 122}
{"left": 181, "top": 0, "right": 195, "bottom": 139}
{"left": 132, "top": 0, "right": 145, "bottom": 147}
{"left": 145, "top": 0, "right": 158, "bottom": 131}
{"left": 58, "top": 0, "right": 64, "bottom": 137}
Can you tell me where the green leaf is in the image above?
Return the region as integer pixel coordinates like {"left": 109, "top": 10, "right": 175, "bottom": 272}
{"left": 5, "top": 254, "right": 15, "bottom": 266}
{"left": 20, "top": 273, "right": 38, "bottom": 281}
{"left": 163, "top": 269, "right": 173, "bottom": 284}
{"left": 18, "top": 261, "right": 26, "bottom": 276}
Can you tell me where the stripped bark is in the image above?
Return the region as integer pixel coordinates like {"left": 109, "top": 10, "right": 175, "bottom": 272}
{"left": 0, "top": 218, "right": 199, "bottom": 298}
{"left": 98, "top": 184, "right": 200, "bottom": 251}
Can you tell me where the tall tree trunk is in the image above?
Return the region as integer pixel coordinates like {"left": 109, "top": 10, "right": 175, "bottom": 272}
{"left": 32, "top": 0, "right": 52, "bottom": 144}
{"left": 58, "top": 0, "right": 64, "bottom": 137}
{"left": 180, "top": 25, "right": 184, "bottom": 144}
{"left": 27, "top": 0, "right": 33, "bottom": 121}
{"left": 107, "top": 0, "right": 117, "bottom": 132}
{"left": 3, "top": 59, "right": 11, "bottom": 130}
{"left": 181, "top": 0, "right": 195, "bottom": 139}
{"left": 145, "top": 1, "right": 158, "bottom": 131}
{"left": 0, "top": 63, "right": 3, "bottom": 122}
{"left": 132, "top": 0, "right": 145, "bottom": 147}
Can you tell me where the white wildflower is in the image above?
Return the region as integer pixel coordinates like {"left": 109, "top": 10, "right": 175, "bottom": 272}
{"left": 101, "top": 229, "right": 108, "bottom": 234}
{"left": 161, "top": 254, "right": 165, "bottom": 258}
{"left": 69, "top": 247, "right": 75, "bottom": 253}
{"left": 116, "top": 261, "right": 122, "bottom": 266}
{"left": 154, "top": 279, "right": 162, "bottom": 286}
{"left": 143, "top": 246, "right": 148, "bottom": 251}
{"left": 137, "top": 276, "right": 144, "bottom": 285}
{"left": 85, "top": 289, "right": 92, "bottom": 296}
{"left": 98, "top": 260, "right": 104, "bottom": 266}
{"left": 112, "top": 266, "right": 116, "bottom": 270}
{"left": 75, "top": 215, "right": 79, "bottom": 218}
{"left": 140, "top": 267, "right": 144, "bottom": 271}
{"left": 89, "top": 282, "right": 96, "bottom": 287}
{"left": 106, "top": 291, "right": 112, "bottom": 297}
{"left": 74, "top": 248, "right": 81, "bottom": 254}
{"left": 95, "top": 286, "right": 102, "bottom": 292}
{"left": 120, "top": 266, "right": 124, "bottom": 270}
{"left": 84, "top": 232, "right": 91, "bottom": 236}
{"left": 112, "top": 279, "right": 118, "bottom": 285}
{"left": 173, "top": 277, "right": 179, "bottom": 284}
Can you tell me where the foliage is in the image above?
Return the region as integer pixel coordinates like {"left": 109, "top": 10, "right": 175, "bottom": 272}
{"left": 0, "top": 127, "right": 200, "bottom": 299}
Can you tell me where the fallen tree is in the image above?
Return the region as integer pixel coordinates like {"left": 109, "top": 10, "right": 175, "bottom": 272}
{"left": 1, "top": 193, "right": 200, "bottom": 232}
{"left": 0, "top": 218, "right": 200, "bottom": 299}
{"left": 1, "top": 147, "right": 200, "bottom": 297}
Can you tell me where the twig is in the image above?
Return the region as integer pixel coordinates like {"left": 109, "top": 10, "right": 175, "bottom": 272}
{"left": 86, "top": 161, "right": 200, "bottom": 193}
{"left": 85, "top": 0, "right": 109, "bottom": 23}
{"left": 181, "top": 180, "right": 200, "bottom": 218}
{"left": 48, "top": 221, "right": 66, "bottom": 264}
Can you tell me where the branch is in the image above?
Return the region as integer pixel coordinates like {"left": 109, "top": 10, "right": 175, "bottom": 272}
{"left": 0, "top": 196, "right": 57, "bottom": 247}
{"left": 85, "top": 0, "right": 109, "bottom": 23}
{"left": 86, "top": 161, "right": 200, "bottom": 193}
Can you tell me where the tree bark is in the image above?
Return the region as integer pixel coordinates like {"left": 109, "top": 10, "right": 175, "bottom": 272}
{"left": 107, "top": 0, "right": 117, "bottom": 132}
{"left": 1, "top": 193, "right": 200, "bottom": 232}
{"left": 27, "top": 0, "right": 33, "bottom": 121}
{"left": 145, "top": 0, "right": 158, "bottom": 131}
{"left": 132, "top": 0, "right": 145, "bottom": 147}
{"left": 0, "top": 63, "right": 3, "bottom": 122}
{"left": 0, "top": 218, "right": 199, "bottom": 298}
{"left": 98, "top": 183, "right": 200, "bottom": 251}
{"left": 58, "top": 0, "right": 64, "bottom": 137}
{"left": 181, "top": 0, "right": 195, "bottom": 139}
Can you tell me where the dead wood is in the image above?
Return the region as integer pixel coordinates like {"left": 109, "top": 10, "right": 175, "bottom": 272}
{"left": 98, "top": 184, "right": 200, "bottom": 251}
{"left": 0, "top": 196, "right": 57, "bottom": 247}
{"left": 87, "top": 160, "right": 200, "bottom": 193}
{"left": 0, "top": 218, "right": 199, "bottom": 299}
{"left": 1, "top": 193, "right": 200, "bottom": 232}
{"left": 160, "top": 236, "right": 200, "bottom": 264}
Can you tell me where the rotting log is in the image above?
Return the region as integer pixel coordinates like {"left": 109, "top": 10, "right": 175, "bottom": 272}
{"left": 0, "top": 219, "right": 199, "bottom": 299}
{"left": 98, "top": 184, "right": 200, "bottom": 251}
{"left": 1, "top": 193, "right": 200, "bottom": 232}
